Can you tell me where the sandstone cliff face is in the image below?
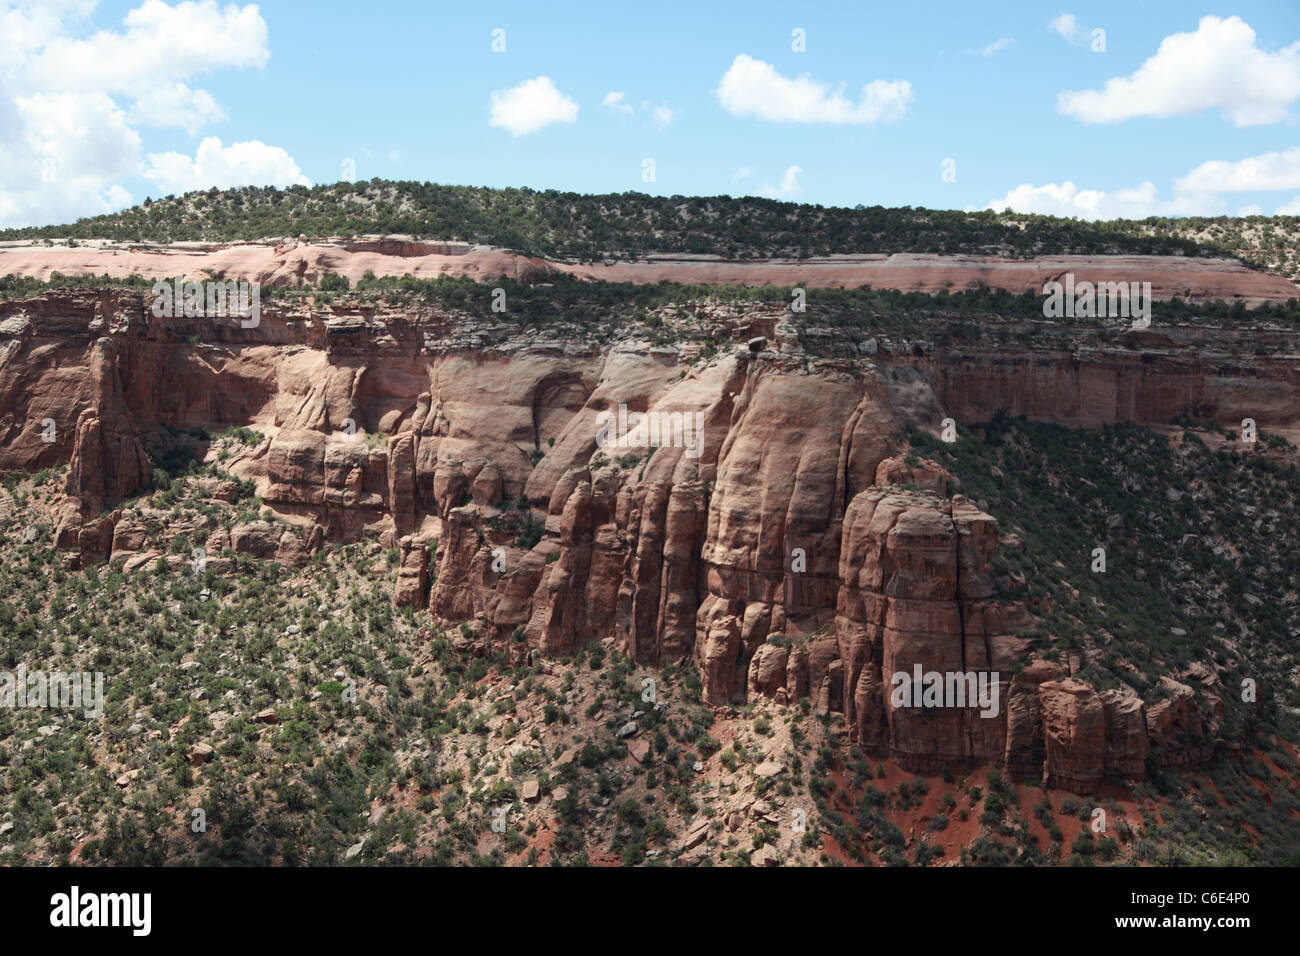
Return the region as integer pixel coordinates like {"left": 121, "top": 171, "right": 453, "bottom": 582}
{"left": 393, "top": 535, "right": 430, "bottom": 609}
{"left": 837, "top": 489, "right": 1011, "bottom": 771}
{"left": 53, "top": 336, "right": 150, "bottom": 548}
{"left": 1040, "top": 680, "right": 1109, "bottom": 793}
{"left": 933, "top": 341, "right": 1300, "bottom": 429}
{"left": 2, "top": 243, "right": 1294, "bottom": 305}
{"left": 0, "top": 289, "right": 1243, "bottom": 791}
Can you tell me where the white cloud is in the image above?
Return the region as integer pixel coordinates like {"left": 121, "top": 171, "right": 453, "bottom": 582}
{"left": 1057, "top": 16, "right": 1300, "bottom": 126}
{"left": 988, "top": 146, "right": 1300, "bottom": 221}
{"left": 17, "top": 91, "right": 143, "bottom": 186}
{"left": 651, "top": 105, "right": 677, "bottom": 128}
{"left": 602, "top": 90, "right": 633, "bottom": 114}
{"left": 716, "top": 54, "right": 913, "bottom": 124}
{"left": 1050, "top": 13, "right": 1084, "bottom": 44}
{"left": 0, "top": 89, "right": 142, "bottom": 227}
{"left": 145, "top": 136, "right": 310, "bottom": 194}
{"left": 759, "top": 165, "right": 803, "bottom": 199}
{"left": 1237, "top": 204, "right": 1262, "bottom": 216}
{"left": 730, "top": 166, "right": 753, "bottom": 183}
{"left": 489, "top": 76, "right": 578, "bottom": 136}
{"left": 982, "top": 37, "right": 1014, "bottom": 56}
{"left": 0, "top": 0, "right": 296, "bottom": 228}
{"left": 25, "top": 0, "right": 268, "bottom": 98}
{"left": 129, "top": 83, "right": 226, "bottom": 134}
{"left": 1176, "top": 147, "right": 1300, "bottom": 193}
{"left": 603, "top": 90, "right": 677, "bottom": 127}
{"left": 0, "top": 1, "right": 94, "bottom": 67}
{"left": 984, "top": 180, "right": 1223, "bottom": 220}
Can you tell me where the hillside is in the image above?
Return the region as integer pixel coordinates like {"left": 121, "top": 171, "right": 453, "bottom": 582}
{"left": 2, "top": 182, "right": 1300, "bottom": 868}
{"left": 1, "top": 405, "right": 1296, "bottom": 866}
{"left": 6, "top": 181, "right": 1298, "bottom": 275}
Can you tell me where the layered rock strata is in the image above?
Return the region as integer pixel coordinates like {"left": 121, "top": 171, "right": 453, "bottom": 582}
{"left": 0, "top": 289, "right": 1250, "bottom": 790}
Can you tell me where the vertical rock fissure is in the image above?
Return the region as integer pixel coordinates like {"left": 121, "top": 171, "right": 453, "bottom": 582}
{"left": 954, "top": 515, "right": 967, "bottom": 674}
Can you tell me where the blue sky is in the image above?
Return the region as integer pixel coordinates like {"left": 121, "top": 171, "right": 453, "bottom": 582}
{"left": 2, "top": 0, "right": 1299, "bottom": 227}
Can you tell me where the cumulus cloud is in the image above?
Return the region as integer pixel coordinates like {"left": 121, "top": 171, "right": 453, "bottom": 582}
{"left": 602, "top": 90, "right": 633, "bottom": 114}
{"left": 716, "top": 54, "right": 913, "bottom": 124}
{"left": 1057, "top": 16, "right": 1300, "bottom": 126}
{"left": 651, "top": 105, "right": 677, "bottom": 128}
{"left": 24, "top": 0, "right": 268, "bottom": 98}
{"left": 145, "top": 136, "right": 310, "bottom": 195}
{"left": 984, "top": 180, "right": 1223, "bottom": 220}
{"left": 128, "top": 83, "right": 227, "bottom": 134}
{"left": 759, "top": 165, "right": 803, "bottom": 199}
{"left": 489, "top": 76, "right": 578, "bottom": 136}
{"left": 1175, "top": 147, "right": 1300, "bottom": 193}
{"left": 0, "top": 0, "right": 297, "bottom": 228}
{"left": 982, "top": 37, "right": 1014, "bottom": 56}
{"left": 988, "top": 147, "right": 1300, "bottom": 220}
{"left": 1050, "top": 13, "right": 1086, "bottom": 44}
{"left": 0, "top": 88, "right": 142, "bottom": 226}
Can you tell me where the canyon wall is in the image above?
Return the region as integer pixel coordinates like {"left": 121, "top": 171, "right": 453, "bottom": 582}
{"left": 0, "top": 289, "right": 1273, "bottom": 790}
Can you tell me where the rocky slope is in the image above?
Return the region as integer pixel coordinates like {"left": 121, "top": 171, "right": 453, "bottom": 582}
{"left": 2, "top": 241, "right": 1296, "bottom": 304}
{"left": 2, "top": 283, "right": 1293, "bottom": 800}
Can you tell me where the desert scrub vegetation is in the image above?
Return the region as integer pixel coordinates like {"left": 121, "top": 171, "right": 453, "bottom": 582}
{"left": 908, "top": 417, "right": 1300, "bottom": 733}
{"left": 0, "top": 180, "right": 1267, "bottom": 266}
{"left": 0, "top": 469, "right": 744, "bottom": 866}
{"left": 0, "top": 416, "right": 1295, "bottom": 866}
{"left": 902, "top": 416, "right": 1300, "bottom": 860}
{"left": 10, "top": 271, "right": 1300, "bottom": 362}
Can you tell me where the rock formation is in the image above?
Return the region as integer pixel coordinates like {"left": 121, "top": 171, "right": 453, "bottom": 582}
{"left": 0, "top": 287, "right": 1250, "bottom": 790}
